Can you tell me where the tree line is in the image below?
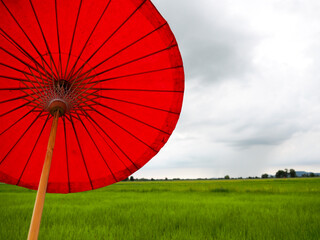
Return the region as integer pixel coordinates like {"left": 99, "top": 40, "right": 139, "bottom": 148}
{"left": 123, "top": 168, "right": 319, "bottom": 181}
{"left": 261, "top": 168, "right": 319, "bottom": 178}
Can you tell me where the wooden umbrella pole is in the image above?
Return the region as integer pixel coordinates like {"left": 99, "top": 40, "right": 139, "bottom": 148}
{"left": 27, "top": 110, "right": 60, "bottom": 240}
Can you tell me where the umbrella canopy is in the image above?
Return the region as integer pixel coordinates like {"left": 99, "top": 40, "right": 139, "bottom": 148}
{"left": 0, "top": 0, "right": 184, "bottom": 193}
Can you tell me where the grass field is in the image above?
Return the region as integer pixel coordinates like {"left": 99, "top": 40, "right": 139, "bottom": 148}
{"left": 0, "top": 178, "right": 319, "bottom": 240}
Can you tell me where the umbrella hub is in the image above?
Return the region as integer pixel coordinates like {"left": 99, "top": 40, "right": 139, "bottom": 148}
{"left": 48, "top": 100, "right": 67, "bottom": 116}
{"left": 44, "top": 79, "right": 75, "bottom": 115}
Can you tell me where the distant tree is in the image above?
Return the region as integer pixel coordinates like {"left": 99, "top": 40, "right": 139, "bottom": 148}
{"left": 276, "top": 170, "right": 287, "bottom": 178}
{"left": 224, "top": 175, "right": 230, "bottom": 179}
{"left": 122, "top": 177, "right": 129, "bottom": 181}
{"left": 261, "top": 173, "right": 269, "bottom": 178}
{"left": 130, "top": 176, "right": 134, "bottom": 181}
{"left": 302, "top": 173, "right": 309, "bottom": 177}
{"left": 310, "top": 172, "right": 315, "bottom": 177}
{"left": 151, "top": 178, "right": 155, "bottom": 181}
{"left": 285, "top": 168, "right": 288, "bottom": 175}
{"left": 289, "top": 169, "right": 297, "bottom": 178}
{"left": 165, "top": 177, "right": 168, "bottom": 181}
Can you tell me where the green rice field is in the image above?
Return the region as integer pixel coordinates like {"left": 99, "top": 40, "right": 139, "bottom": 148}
{"left": 0, "top": 178, "right": 319, "bottom": 240}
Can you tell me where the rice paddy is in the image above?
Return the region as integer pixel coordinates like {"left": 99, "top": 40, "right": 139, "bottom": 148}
{"left": 0, "top": 178, "right": 319, "bottom": 239}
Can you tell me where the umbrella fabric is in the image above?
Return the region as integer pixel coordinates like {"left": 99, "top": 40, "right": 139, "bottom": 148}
{"left": 0, "top": 0, "right": 184, "bottom": 193}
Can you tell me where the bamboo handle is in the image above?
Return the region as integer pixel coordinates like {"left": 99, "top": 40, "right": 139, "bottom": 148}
{"left": 27, "top": 111, "right": 60, "bottom": 240}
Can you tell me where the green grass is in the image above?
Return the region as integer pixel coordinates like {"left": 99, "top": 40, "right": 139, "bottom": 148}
{"left": 0, "top": 178, "right": 319, "bottom": 240}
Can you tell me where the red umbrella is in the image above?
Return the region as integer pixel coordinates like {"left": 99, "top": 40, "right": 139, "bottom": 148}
{"left": 0, "top": 0, "right": 184, "bottom": 239}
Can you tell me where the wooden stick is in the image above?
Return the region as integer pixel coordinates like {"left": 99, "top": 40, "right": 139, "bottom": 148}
{"left": 27, "top": 111, "right": 60, "bottom": 240}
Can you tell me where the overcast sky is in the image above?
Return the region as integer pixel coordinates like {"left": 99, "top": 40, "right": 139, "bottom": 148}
{"left": 134, "top": 0, "right": 320, "bottom": 179}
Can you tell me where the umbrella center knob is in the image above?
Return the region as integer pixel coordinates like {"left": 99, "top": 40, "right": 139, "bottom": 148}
{"left": 48, "top": 100, "right": 67, "bottom": 116}
{"left": 44, "top": 79, "right": 73, "bottom": 115}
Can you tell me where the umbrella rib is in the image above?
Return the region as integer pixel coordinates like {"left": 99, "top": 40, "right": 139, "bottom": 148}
{"left": 16, "top": 114, "right": 50, "bottom": 185}
{"left": 91, "top": 94, "right": 180, "bottom": 115}
{"left": 0, "top": 87, "right": 34, "bottom": 91}
{"left": 63, "top": 114, "right": 71, "bottom": 122}
{"left": 22, "top": 72, "right": 45, "bottom": 102}
{"left": 3, "top": 88, "right": 44, "bottom": 105}
{"left": 0, "top": 102, "right": 30, "bottom": 118}
{"left": 74, "top": 111, "right": 94, "bottom": 117}
{"left": 35, "top": 111, "right": 48, "bottom": 115}
{"left": 24, "top": 66, "right": 50, "bottom": 102}
{"left": 90, "top": 99, "right": 170, "bottom": 135}
{"left": 29, "top": 0, "right": 60, "bottom": 79}
{"left": 76, "top": 65, "right": 183, "bottom": 84}
{"left": 69, "top": 0, "right": 146, "bottom": 80}
{"left": 0, "top": 89, "right": 45, "bottom": 103}
{"left": 72, "top": 97, "right": 100, "bottom": 111}
{"left": 75, "top": 111, "right": 118, "bottom": 182}
{"left": 74, "top": 108, "right": 97, "bottom": 114}
{"left": 0, "top": 107, "right": 35, "bottom": 136}
{"left": 0, "top": 0, "right": 58, "bottom": 80}
{"left": 0, "top": 92, "right": 44, "bottom": 107}
{"left": 73, "top": 22, "right": 168, "bottom": 83}
{"left": 69, "top": 114, "right": 94, "bottom": 190}
{"left": 0, "top": 29, "right": 51, "bottom": 77}
{"left": 62, "top": 118, "right": 71, "bottom": 193}
{"left": 0, "top": 72, "right": 45, "bottom": 97}
{"left": 73, "top": 90, "right": 100, "bottom": 104}
{"left": 94, "top": 88, "right": 184, "bottom": 93}
{"left": 48, "top": 46, "right": 57, "bottom": 87}
{"left": 26, "top": 104, "right": 42, "bottom": 109}
{"left": 0, "top": 47, "right": 46, "bottom": 78}
{"left": 28, "top": 67, "right": 49, "bottom": 100}
{"left": 64, "top": 0, "right": 83, "bottom": 79}
{"left": 0, "top": 72, "right": 47, "bottom": 86}
{"left": 18, "top": 83, "right": 43, "bottom": 106}
{"left": 87, "top": 105, "right": 158, "bottom": 152}
{"left": 70, "top": 80, "right": 99, "bottom": 106}
{"left": 66, "top": 0, "right": 112, "bottom": 80}
{"left": 0, "top": 29, "right": 32, "bottom": 63}
{"left": 66, "top": 68, "right": 96, "bottom": 99}
{"left": 68, "top": 112, "right": 81, "bottom": 121}
{"left": 0, "top": 62, "right": 42, "bottom": 82}
{"left": 0, "top": 111, "right": 43, "bottom": 166}
{"left": 64, "top": 60, "right": 96, "bottom": 100}
{"left": 80, "top": 44, "right": 178, "bottom": 79}
{"left": 40, "top": 56, "right": 55, "bottom": 91}
{"left": 34, "top": 60, "right": 51, "bottom": 93}
{"left": 81, "top": 111, "right": 135, "bottom": 172}
{"left": 54, "top": 0, "right": 62, "bottom": 77}
{"left": 0, "top": 94, "right": 29, "bottom": 105}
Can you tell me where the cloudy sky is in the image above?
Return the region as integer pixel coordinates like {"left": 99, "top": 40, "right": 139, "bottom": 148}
{"left": 134, "top": 0, "right": 320, "bottom": 179}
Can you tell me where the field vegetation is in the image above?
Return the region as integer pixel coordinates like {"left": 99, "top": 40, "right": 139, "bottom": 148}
{"left": 0, "top": 178, "right": 319, "bottom": 239}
